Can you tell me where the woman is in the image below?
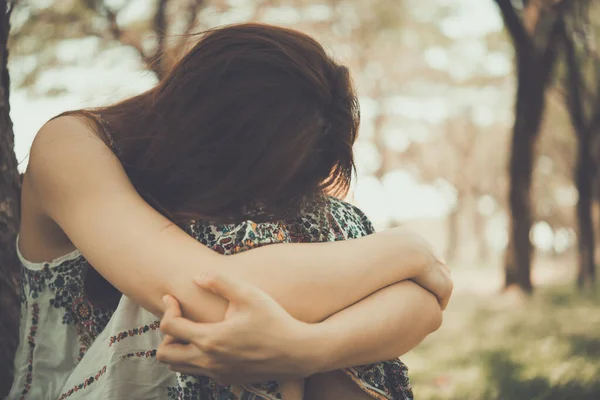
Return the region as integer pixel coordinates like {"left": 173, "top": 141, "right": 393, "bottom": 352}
{"left": 10, "top": 23, "right": 451, "bottom": 399}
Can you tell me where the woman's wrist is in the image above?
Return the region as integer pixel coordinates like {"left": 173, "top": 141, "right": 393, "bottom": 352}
{"left": 286, "top": 321, "right": 334, "bottom": 377}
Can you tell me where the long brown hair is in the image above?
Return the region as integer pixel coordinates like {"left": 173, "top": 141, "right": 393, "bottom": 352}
{"left": 71, "top": 23, "right": 360, "bottom": 224}
{"left": 65, "top": 23, "right": 360, "bottom": 308}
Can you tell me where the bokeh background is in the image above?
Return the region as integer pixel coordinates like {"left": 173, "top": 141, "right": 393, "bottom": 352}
{"left": 1, "top": 0, "right": 600, "bottom": 399}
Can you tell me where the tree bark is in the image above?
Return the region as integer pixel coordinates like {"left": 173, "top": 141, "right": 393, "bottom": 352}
{"left": 505, "top": 99, "right": 538, "bottom": 292}
{"left": 0, "top": 0, "right": 21, "bottom": 396}
{"left": 94, "top": 0, "right": 208, "bottom": 81}
{"left": 504, "top": 51, "right": 556, "bottom": 292}
{"left": 575, "top": 142, "right": 596, "bottom": 287}
{"left": 562, "top": 16, "right": 598, "bottom": 288}
{"left": 495, "top": 0, "right": 562, "bottom": 293}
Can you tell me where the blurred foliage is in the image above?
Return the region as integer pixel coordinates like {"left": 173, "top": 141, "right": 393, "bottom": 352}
{"left": 403, "top": 280, "right": 600, "bottom": 399}
{"left": 5, "top": 1, "right": 600, "bottom": 397}
{"left": 8, "top": 0, "right": 600, "bottom": 262}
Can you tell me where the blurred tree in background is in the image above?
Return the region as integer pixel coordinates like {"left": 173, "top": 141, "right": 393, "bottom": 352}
{"left": 11, "top": 0, "right": 208, "bottom": 83}
{"left": 2, "top": 0, "right": 600, "bottom": 398}
{"left": 494, "top": 0, "right": 564, "bottom": 293}
{"left": 492, "top": 0, "right": 598, "bottom": 291}
{"left": 559, "top": 0, "right": 600, "bottom": 288}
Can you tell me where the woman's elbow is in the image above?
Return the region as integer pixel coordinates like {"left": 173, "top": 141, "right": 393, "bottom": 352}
{"left": 427, "top": 303, "right": 443, "bottom": 333}
{"left": 415, "top": 286, "right": 443, "bottom": 335}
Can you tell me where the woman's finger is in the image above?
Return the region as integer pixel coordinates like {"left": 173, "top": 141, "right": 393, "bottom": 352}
{"left": 160, "top": 294, "right": 203, "bottom": 342}
{"left": 159, "top": 315, "right": 205, "bottom": 343}
{"left": 161, "top": 334, "right": 176, "bottom": 345}
{"left": 161, "top": 333, "right": 189, "bottom": 346}
{"left": 162, "top": 295, "right": 182, "bottom": 318}
{"left": 157, "top": 342, "right": 202, "bottom": 364}
{"left": 194, "top": 273, "right": 259, "bottom": 305}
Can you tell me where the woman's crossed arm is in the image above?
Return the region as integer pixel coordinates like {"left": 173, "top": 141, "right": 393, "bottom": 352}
{"left": 22, "top": 115, "right": 451, "bottom": 378}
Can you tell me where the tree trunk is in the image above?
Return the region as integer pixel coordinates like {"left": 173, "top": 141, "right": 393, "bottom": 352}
{"left": 504, "top": 76, "right": 546, "bottom": 293}
{"left": 505, "top": 134, "right": 534, "bottom": 292}
{"left": 495, "top": 0, "right": 562, "bottom": 293}
{"left": 595, "top": 197, "right": 600, "bottom": 260}
{"left": 561, "top": 14, "right": 598, "bottom": 289}
{"left": 575, "top": 141, "right": 596, "bottom": 287}
{"left": 0, "top": 1, "right": 20, "bottom": 396}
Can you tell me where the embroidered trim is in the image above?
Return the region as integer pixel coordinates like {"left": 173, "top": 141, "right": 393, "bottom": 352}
{"left": 109, "top": 321, "right": 161, "bottom": 347}
{"left": 57, "top": 350, "right": 158, "bottom": 399}
{"left": 16, "top": 236, "right": 81, "bottom": 271}
{"left": 57, "top": 366, "right": 107, "bottom": 400}
{"left": 20, "top": 257, "right": 113, "bottom": 362}
{"left": 20, "top": 303, "right": 40, "bottom": 400}
{"left": 121, "top": 349, "right": 157, "bottom": 359}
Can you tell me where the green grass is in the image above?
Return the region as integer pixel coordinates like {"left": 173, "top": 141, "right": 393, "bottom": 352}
{"left": 401, "top": 284, "right": 600, "bottom": 400}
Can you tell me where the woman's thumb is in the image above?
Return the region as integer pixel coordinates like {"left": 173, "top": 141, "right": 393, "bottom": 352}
{"left": 193, "top": 273, "right": 257, "bottom": 305}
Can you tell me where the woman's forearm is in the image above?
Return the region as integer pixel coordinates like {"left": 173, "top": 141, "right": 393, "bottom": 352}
{"left": 301, "top": 280, "right": 442, "bottom": 373}
{"left": 30, "top": 117, "right": 428, "bottom": 325}
{"left": 169, "top": 231, "right": 427, "bottom": 324}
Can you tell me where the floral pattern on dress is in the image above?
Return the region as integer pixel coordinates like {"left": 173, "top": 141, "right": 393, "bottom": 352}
{"left": 167, "top": 376, "right": 205, "bottom": 400}
{"left": 176, "top": 196, "right": 413, "bottom": 400}
{"left": 14, "top": 196, "right": 412, "bottom": 400}
{"left": 20, "top": 256, "right": 113, "bottom": 361}
{"left": 57, "top": 366, "right": 108, "bottom": 400}
{"left": 168, "top": 377, "right": 282, "bottom": 400}
{"left": 19, "top": 303, "right": 39, "bottom": 400}
{"left": 57, "top": 350, "right": 160, "bottom": 399}
{"left": 343, "top": 360, "right": 413, "bottom": 400}
{"left": 109, "top": 321, "right": 161, "bottom": 346}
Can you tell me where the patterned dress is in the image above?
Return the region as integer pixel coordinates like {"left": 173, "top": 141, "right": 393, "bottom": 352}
{"left": 8, "top": 197, "right": 414, "bottom": 400}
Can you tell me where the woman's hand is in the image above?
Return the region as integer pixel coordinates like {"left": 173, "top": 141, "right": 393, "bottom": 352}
{"left": 156, "top": 273, "right": 315, "bottom": 384}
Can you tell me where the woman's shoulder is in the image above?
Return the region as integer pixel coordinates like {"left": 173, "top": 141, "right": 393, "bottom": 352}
{"left": 28, "top": 113, "right": 111, "bottom": 175}
{"left": 19, "top": 115, "right": 102, "bottom": 265}
{"left": 38, "top": 112, "right": 97, "bottom": 137}
{"left": 35, "top": 112, "right": 112, "bottom": 151}
{"left": 21, "top": 111, "right": 137, "bottom": 274}
{"left": 27, "top": 112, "right": 123, "bottom": 196}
